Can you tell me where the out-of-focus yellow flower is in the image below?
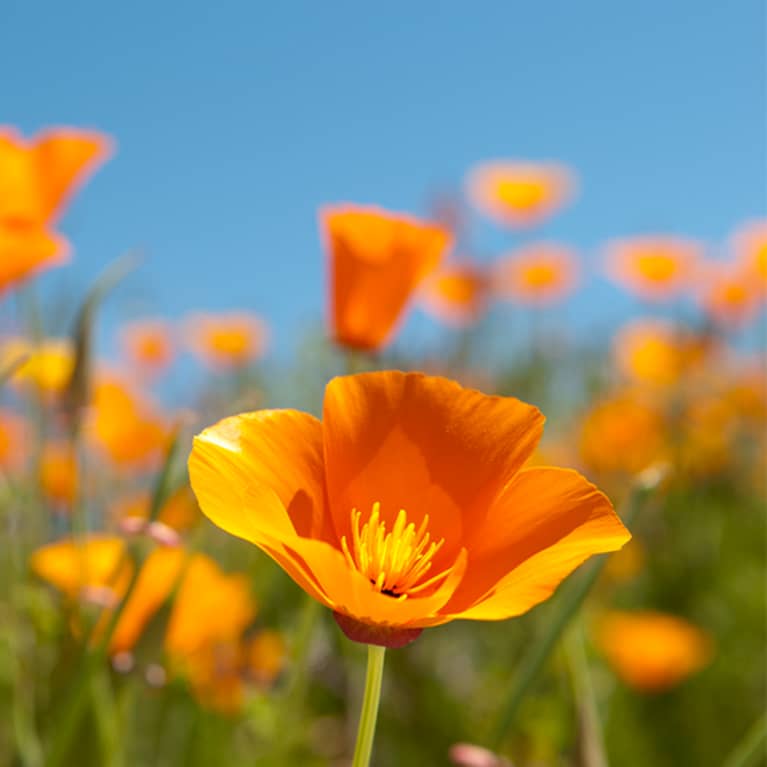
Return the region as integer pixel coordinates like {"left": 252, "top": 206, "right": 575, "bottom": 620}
{"left": 492, "top": 243, "right": 578, "bottom": 305}
{"left": 120, "top": 319, "right": 175, "bottom": 376}
{"left": 86, "top": 374, "right": 172, "bottom": 469}
{"left": 420, "top": 262, "right": 489, "bottom": 328}
{"left": 185, "top": 311, "right": 267, "bottom": 370}
{"left": 579, "top": 392, "right": 667, "bottom": 476}
{"left": 165, "top": 555, "right": 257, "bottom": 711}
{"left": 2, "top": 337, "right": 74, "bottom": 395}
{"left": 31, "top": 536, "right": 131, "bottom": 606}
{"left": 0, "top": 126, "right": 112, "bottom": 292}
{"left": 613, "top": 319, "right": 710, "bottom": 388}
{"left": 111, "top": 485, "right": 201, "bottom": 533}
{"left": 166, "top": 555, "right": 255, "bottom": 659}
{"left": 467, "top": 161, "right": 576, "bottom": 229}
{"left": 596, "top": 610, "right": 713, "bottom": 692}
{"left": 0, "top": 407, "right": 29, "bottom": 474}
{"left": 39, "top": 441, "right": 78, "bottom": 507}
{"left": 698, "top": 261, "right": 761, "bottom": 330}
{"left": 321, "top": 206, "right": 451, "bottom": 351}
{"left": 605, "top": 236, "right": 702, "bottom": 302}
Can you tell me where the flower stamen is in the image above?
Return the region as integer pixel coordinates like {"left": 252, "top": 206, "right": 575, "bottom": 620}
{"left": 341, "top": 503, "right": 451, "bottom": 597}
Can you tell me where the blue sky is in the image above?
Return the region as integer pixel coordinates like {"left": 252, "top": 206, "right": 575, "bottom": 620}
{"left": 2, "top": 1, "right": 765, "bottom": 359}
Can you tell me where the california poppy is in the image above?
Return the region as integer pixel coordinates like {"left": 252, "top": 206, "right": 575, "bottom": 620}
{"left": 420, "top": 262, "right": 489, "bottom": 327}
{"left": 86, "top": 374, "right": 171, "bottom": 468}
{"left": 579, "top": 391, "right": 667, "bottom": 477}
{"left": 189, "top": 371, "right": 630, "bottom": 647}
{"left": 613, "top": 319, "right": 709, "bottom": 389}
{"left": 0, "top": 126, "right": 111, "bottom": 291}
{"left": 697, "top": 261, "right": 761, "bottom": 330}
{"left": 1, "top": 337, "right": 74, "bottom": 396}
{"left": 39, "top": 441, "right": 79, "bottom": 508}
{"left": 321, "top": 206, "right": 451, "bottom": 351}
{"left": 604, "top": 236, "right": 702, "bottom": 302}
{"left": 596, "top": 610, "right": 712, "bottom": 692}
{"left": 120, "top": 319, "right": 175, "bottom": 375}
{"left": 493, "top": 243, "right": 578, "bottom": 305}
{"left": 466, "top": 161, "right": 576, "bottom": 229}
{"left": 185, "top": 311, "right": 267, "bottom": 370}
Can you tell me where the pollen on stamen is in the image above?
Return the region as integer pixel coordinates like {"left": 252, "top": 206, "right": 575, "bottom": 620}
{"left": 341, "top": 502, "right": 452, "bottom": 598}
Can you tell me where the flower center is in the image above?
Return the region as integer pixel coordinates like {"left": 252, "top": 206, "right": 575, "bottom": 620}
{"left": 341, "top": 503, "right": 450, "bottom": 598}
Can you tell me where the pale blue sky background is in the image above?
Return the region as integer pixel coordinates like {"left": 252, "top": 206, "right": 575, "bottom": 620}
{"left": 2, "top": 1, "right": 765, "bottom": 360}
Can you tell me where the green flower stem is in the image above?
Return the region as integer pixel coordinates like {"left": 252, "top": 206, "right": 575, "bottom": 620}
{"left": 351, "top": 644, "right": 386, "bottom": 767}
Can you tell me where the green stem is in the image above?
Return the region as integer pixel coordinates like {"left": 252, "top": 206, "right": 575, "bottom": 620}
{"left": 351, "top": 645, "right": 386, "bottom": 767}
{"left": 722, "top": 712, "right": 767, "bottom": 767}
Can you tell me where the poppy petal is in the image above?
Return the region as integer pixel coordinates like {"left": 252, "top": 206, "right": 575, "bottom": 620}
{"left": 441, "top": 467, "right": 630, "bottom": 620}
{"left": 322, "top": 371, "right": 545, "bottom": 565}
{"left": 189, "top": 409, "right": 333, "bottom": 548}
{"left": 33, "top": 130, "right": 113, "bottom": 222}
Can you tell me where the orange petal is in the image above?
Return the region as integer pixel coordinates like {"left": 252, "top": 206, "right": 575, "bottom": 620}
{"left": 322, "top": 371, "right": 545, "bottom": 568}
{"left": 32, "top": 129, "right": 113, "bottom": 222}
{"left": 30, "top": 536, "right": 128, "bottom": 599}
{"left": 282, "top": 536, "right": 468, "bottom": 629}
{"left": 189, "top": 408, "right": 333, "bottom": 552}
{"left": 0, "top": 221, "right": 69, "bottom": 292}
{"left": 321, "top": 206, "right": 451, "bottom": 351}
{"left": 441, "top": 467, "right": 630, "bottom": 620}
{"left": 111, "top": 547, "right": 187, "bottom": 653}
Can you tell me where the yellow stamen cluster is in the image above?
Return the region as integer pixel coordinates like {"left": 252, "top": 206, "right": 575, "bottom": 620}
{"left": 341, "top": 502, "right": 449, "bottom": 598}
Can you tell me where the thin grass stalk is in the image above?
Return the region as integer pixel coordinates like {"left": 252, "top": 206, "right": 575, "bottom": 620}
{"left": 722, "top": 712, "right": 767, "bottom": 767}
{"left": 566, "top": 620, "right": 608, "bottom": 767}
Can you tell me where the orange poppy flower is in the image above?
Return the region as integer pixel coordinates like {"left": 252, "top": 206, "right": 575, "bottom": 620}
{"left": 39, "top": 441, "right": 78, "bottom": 507}
{"left": 119, "top": 319, "right": 175, "bottom": 375}
{"left": 579, "top": 392, "right": 667, "bottom": 477}
{"left": 31, "top": 538, "right": 254, "bottom": 669}
{"left": 731, "top": 219, "right": 767, "bottom": 291}
{"left": 321, "top": 206, "right": 451, "bottom": 351}
{"left": 0, "top": 126, "right": 112, "bottom": 291}
{"left": 1, "top": 337, "right": 74, "bottom": 396}
{"left": 86, "top": 374, "right": 172, "bottom": 468}
{"left": 0, "top": 408, "right": 29, "bottom": 474}
{"left": 189, "top": 371, "right": 630, "bottom": 648}
{"left": 613, "top": 319, "right": 709, "bottom": 388}
{"left": 604, "top": 236, "right": 702, "bottom": 302}
{"left": 493, "top": 243, "right": 578, "bottom": 305}
{"left": 185, "top": 311, "right": 267, "bottom": 370}
{"left": 697, "top": 261, "right": 761, "bottom": 330}
{"left": 420, "top": 262, "right": 489, "bottom": 327}
{"left": 31, "top": 536, "right": 131, "bottom": 608}
{"left": 466, "top": 161, "right": 576, "bottom": 229}
{"left": 596, "top": 610, "right": 712, "bottom": 692}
